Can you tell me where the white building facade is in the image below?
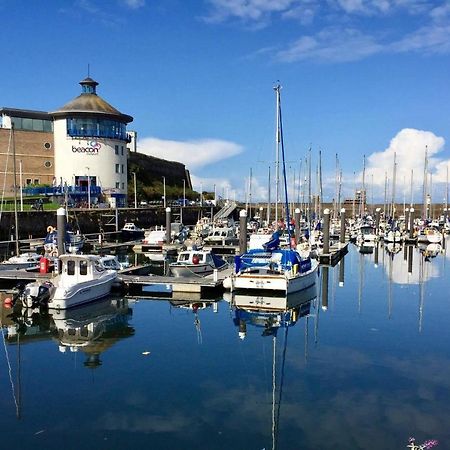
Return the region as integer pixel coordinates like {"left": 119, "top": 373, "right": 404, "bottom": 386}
{"left": 51, "top": 78, "right": 133, "bottom": 206}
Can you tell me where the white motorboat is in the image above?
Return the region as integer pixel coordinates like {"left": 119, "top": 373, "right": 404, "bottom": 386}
{"left": 169, "top": 250, "right": 228, "bottom": 278}
{"left": 99, "top": 255, "right": 127, "bottom": 271}
{"left": 203, "top": 226, "right": 238, "bottom": 246}
{"left": 417, "top": 227, "right": 443, "bottom": 244}
{"left": 121, "top": 222, "right": 145, "bottom": 241}
{"left": 356, "top": 224, "right": 378, "bottom": 244}
{"left": 22, "top": 254, "right": 118, "bottom": 310}
{"left": 0, "top": 252, "right": 41, "bottom": 271}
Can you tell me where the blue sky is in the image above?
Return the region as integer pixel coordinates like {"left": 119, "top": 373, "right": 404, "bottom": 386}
{"left": 2, "top": 0, "right": 450, "bottom": 203}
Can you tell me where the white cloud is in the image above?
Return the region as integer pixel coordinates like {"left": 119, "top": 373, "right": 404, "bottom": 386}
{"left": 137, "top": 137, "right": 243, "bottom": 170}
{"left": 203, "top": 0, "right": 303, "bottom": 23}
{"left": 359, "top": 128, "right": 449, "bottom": 200}
{"left": 277, "top": 27, "right": 382, "bottom": 62}
{"left": 120, "top": 0, "right": 145, "bottom": 8}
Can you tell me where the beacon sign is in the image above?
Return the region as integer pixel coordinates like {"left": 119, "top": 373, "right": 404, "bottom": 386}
{"left": 72, "top": 140, "right": 101, "bottom": 155}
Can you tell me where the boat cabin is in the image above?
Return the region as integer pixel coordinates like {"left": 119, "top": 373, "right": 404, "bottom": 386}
{"left": 59, "top": 254, "right": 106, "bottom": 286}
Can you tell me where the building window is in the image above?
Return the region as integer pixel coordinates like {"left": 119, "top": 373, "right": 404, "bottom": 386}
{"left": 121, "top": 146, "right": 124, "bottom": 155}
{"left": 44, "top": 142, "right": 52, "bottom": 149}
{"left": 34, "top": 179, "right": 39, "bottom": 184}
{"left": 26, "top": 179, "right": 32, "bottom": 185}
{"left": 44, "top": 161, "right": 52, "bottom": 168}
{"left": 121, "top": 164, "right": 124, "bottom": 174}
{"left": 66, "top": 117, "right": 127, "bottom": 141}
{"left": 121, "top": 182, "right": 125, "bottom": 189}
{"left": 115, "top": 182, "right": 120, "bottom": 189}
{"left": 11, "top": 117, "right": 53, "bottom": 132}
{"left": 115, "top": 164, "right": 120, "bottom": 173}
{"left": 115, "top": 145, "right": 119, "bottom": 155}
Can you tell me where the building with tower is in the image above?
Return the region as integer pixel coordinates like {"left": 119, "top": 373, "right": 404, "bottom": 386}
{"left": 0, "top": 77, "right": 134, "bottom": 207}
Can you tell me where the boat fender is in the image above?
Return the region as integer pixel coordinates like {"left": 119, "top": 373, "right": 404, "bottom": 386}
{"left": 3, "top": 297, "right": 12, "bottom": 308}
{"left": 47, "top": 225, "right": 54, "bottom": 233}
{"left": 192, "top": 255, "right": 200, "bottom": 265}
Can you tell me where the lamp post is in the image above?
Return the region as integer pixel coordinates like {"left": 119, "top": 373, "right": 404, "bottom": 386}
{"left": 132, "top": 171, "right": 137, "bottom": 208}
{"left": 162, "top": 176, "right": 166, "bottom": 208}
{"left": 86, "top": 166, "right": 91, "bottom": 209}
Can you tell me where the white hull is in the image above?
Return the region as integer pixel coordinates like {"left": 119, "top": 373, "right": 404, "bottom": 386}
{"left": 0, "top": 261, "right": 38, "bottom": 271}
{"left": 170, "top": 263, "right": 215, "bottom": 278}
{"left": 226, "top": 260, "right": 318, "bottom": 294}
{"left": 48, "top": 272, "right": 117, "bottom": 309}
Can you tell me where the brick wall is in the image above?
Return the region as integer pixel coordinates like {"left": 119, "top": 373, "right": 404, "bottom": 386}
{"left": 0, "top": 128, "right": 54, "bottom": 194}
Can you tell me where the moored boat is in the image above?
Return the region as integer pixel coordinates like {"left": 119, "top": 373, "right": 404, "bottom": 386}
{"left": 22, "top": 254, "right": 118, "bottom": 310}
{"left": 169, "top": 249, "right": 228, "bottom": 277}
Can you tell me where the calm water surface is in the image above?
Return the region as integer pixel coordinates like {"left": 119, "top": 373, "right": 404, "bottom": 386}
{"left": 1, "top": 242, "right": 450, "bottom": 450}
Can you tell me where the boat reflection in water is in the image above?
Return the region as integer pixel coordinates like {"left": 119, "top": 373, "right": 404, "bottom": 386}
{"left": 51, "top": 297, "right": 134, "bottom": 368}
{"left": 224, "top": 284, "right": 318, "bottom": 449}
{"left": 224, "top": 283, "right": 317, "bottom": 339}
{"left": 4, "top": 297, "right": 134, "bottom": 368}
{"left": 169, "top": 300, "right": 219, "bottom": 344}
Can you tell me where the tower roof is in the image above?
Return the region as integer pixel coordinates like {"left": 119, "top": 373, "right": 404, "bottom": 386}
{"left": 51, "top": 77, "right": 133, "bottom": 123}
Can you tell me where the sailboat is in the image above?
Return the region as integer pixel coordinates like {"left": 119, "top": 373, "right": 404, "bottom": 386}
{"left": 223, "top": 84, "right": 318, "bottom": 295}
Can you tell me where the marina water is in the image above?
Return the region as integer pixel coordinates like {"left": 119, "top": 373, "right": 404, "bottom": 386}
{"left": 1, "top": 241, "right": 449, "bottom": 449}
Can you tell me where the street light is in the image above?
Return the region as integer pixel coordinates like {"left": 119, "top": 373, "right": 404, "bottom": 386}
{"left": 162, "top": 176, "right": 166, "bottom": 208}
{"left": 132, "top": 171, "right": 137, "bottom": 208}
{"left": 86, "top": 167, "right": 91, "bottom": 209}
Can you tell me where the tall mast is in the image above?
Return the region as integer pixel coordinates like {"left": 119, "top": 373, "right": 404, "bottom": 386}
{"left": 267, "top": 165, "right": 271, "bottom": 225}
{"left": 384, "top": 171, "right": 388, "bottom": 217}
{"left": 391, "top": 151, "right": 397, "bottom": 219}
{"left": 318, "top": 150, "right": 323, "bottom": 218}
{"left": 446, "top": 164, "right": 449, "bottom": 221}
{"left": 422, "top": 145, "right": 428, "bottom": 220}
{"left": 410, "top": 169, "right": 414, "bottom": 207}
{"left": 12, "top": 125, "right": 19, "bottom": 256}
{"left": 308, "top": 147, "right": 312, "bottom": 225}
{"left": 274, "top": 83, "right": 281, "bottom": 224}
{"left": 360, "top": 155, "right": 366, "bottom": 217}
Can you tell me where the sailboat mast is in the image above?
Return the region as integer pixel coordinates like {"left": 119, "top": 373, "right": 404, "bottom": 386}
{"left": 276, "top": 84, "right": 293, "bottom": 246}
{"left": 267, "top": 165, "right": 271, "bottom": 225}
{"left": 274, "top": 84, "right": 281, "bottom": 225}
{"left": 391, "top": 151, "right": 397, "bottom": 219}
{"left": 11, "top": 125, "right": 19, "bottom": 255}
{"left": 410, "top": 169, "right": 414, "bottom": 207}
{"left": 422, "top": 145, "right": 428, "bottom": 220}
{"left": 360, "top": 155, "right": 366, "bottom": 217}
{"left": 308, "top": 147, "right": 312, "bottom": 226}
{"left": 318, "top": 150, "right": 323, "bottom": 218}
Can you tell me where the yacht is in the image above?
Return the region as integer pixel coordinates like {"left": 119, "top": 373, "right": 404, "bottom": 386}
{"left": 223, "top": 246, "right": 318, "bottom": 295}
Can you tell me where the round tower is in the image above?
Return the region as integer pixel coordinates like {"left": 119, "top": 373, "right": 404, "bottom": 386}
{"left": 51, "top": 78, "right": 133, "bottom": 206}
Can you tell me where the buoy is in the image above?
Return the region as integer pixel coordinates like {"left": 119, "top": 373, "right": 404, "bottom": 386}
{"left": 192, "top": 255, "right": 200, "bottom": 265}
{"left": 4, "top": 297, "right": 12, "bottom": 308}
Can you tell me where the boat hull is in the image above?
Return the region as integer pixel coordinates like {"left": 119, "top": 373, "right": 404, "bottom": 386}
{"left": 228, "top": 260, "right": 318, "bottom": 294}
{"left": 48, "top": 272, "right": 117, "bottom": 309}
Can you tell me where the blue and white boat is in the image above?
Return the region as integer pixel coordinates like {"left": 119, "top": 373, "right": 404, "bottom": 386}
{"left": 223, "top": 241, "right": 318, "bottom": 294}
{"left": 223, "top": 84, "right": 318, "bottom": 295}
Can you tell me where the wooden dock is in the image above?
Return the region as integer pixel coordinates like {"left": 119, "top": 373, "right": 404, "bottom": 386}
{"left": 119, "top": 267, "right": 232, "bottom": 298}
{"left": 318, "top": 242, "right": 349, "bottom": 266}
